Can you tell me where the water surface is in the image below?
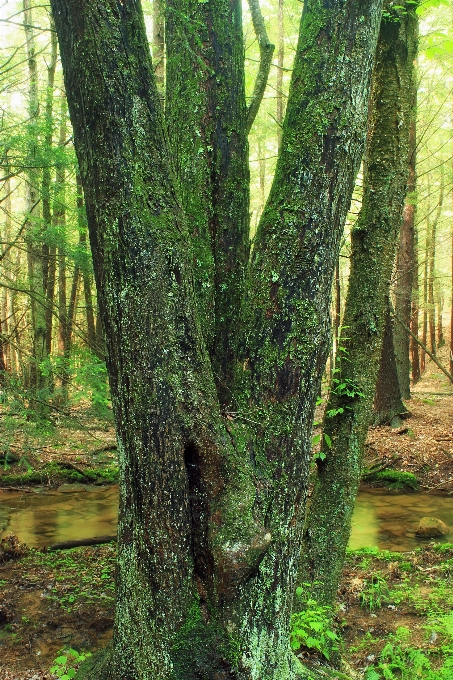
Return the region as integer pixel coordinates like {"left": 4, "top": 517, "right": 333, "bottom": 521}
{"left": 1, "top": 485, "right": 452, "bottom": 551}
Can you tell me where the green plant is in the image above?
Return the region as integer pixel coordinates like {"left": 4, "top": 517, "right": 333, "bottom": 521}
{"left": 50, "top": 648, "right": 92, "bottom": 679}
{"left": 365, "top": 625, "right": 453, "bottom": 680}
{"left": 360, "top": 574, "right": 391, "bottom": 610}
{"left": 291, "top": 587, "right": 339, "bottom": 660}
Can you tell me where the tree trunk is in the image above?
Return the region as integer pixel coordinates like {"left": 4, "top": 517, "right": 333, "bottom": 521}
{"left": 43, "top": 19, "right": 58, "bottom": 360}
{"left": 373, "top": 298, "right": 409, "bottom": 425}
{"left": 276, "top": 0, "right": 284, "bottom": 152}
{"left": 52, "top": 0, "right": 383, "bottom": 677}
{"left": 437, "top": 294, "right": 444, "bottom": 347}
{"left": 166, "top": 0, "right": 250, "bottom": 406}
{"left": 393, "top": 77, "right": 417, "bottom": 399}
{"left": 427, "top": 176, "right": 444, "bottom": 357}
{"left": 152, "top": 0, "right": 165, "bottom": 99}
{"left": 300, "top": 4, "right": 417, "bottom": 609}
{"left": 411, "top": 220, "right": 421, "bottom": 383}
{"left": 75, "top": 173, "right": 98, "bottom": 354}
{"left": 421, "top": 212, "right": 428, "bottom": 373}
{"left": 23, "top": 0, "right": 48, "bottom": 416}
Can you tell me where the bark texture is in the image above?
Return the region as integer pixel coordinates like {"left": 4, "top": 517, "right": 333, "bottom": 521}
{"left": 300, "top": 4, "right": 417, "bottom": 609}
{"left": 166, "top": 0, "right": 250, "bottom": 405}
{"left": 51, "top": 0, "right": 383, "bottom": 677}
{"left": 373, "top": 298, "right": 408, "bottom": 426}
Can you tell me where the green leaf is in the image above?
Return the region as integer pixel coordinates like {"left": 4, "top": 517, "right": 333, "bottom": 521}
{"left": 366, "top": 671, "right": 381, "bottom": 680}
{"left": 290, "top": 638, "right": 300, "bottom": 650}
{"left": 309, "top": 621, "right": 323, "bottom": 632}
{"left": 67, "top": 669, "right": 76, "bottom": 679}
{"left": 295, "top": 586, "right": 304, "bottom": 597}
{"left": 323, "top": 433, "right": 332, "bottom": 448}
{"left": 54, "top": 656, "right": 68, "bottom": 665}
{"left": 311, "top": 434, "right": 321, "bottom": 445}
{"left": 306, "top": 636, "right": 320, "bottom": 648}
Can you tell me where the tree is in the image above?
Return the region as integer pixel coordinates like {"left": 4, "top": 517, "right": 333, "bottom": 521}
{"left": 50, "top": 0, "right": 383, "bottom": 678}
{"left": 301, "top": 1, "right": 417, "bottom": 610}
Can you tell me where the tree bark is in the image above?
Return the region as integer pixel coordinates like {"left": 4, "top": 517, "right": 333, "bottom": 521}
{"left": 373, "top": 297, "right": 409, "bottom": 425}
{"left": 300, "top": 4, "right": 417, "bottom": 609}
{"left": 51, "top": 0, "right": 383, "bottom": 677}
{"left": 166, "top": 0, "right": 250, "bottom": 406}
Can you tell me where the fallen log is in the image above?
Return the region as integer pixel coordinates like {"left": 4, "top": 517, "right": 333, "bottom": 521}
{"left": 47, "top": 535, "right": 116, "bottom": 551}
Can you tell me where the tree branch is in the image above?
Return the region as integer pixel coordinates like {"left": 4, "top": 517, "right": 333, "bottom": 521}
{"left": 246, "top": 0, "right": 274, "bottom": 134}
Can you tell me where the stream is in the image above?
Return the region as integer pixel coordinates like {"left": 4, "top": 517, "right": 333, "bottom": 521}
{"left": 1, "top": 485, "right": 453, "bottom": 551}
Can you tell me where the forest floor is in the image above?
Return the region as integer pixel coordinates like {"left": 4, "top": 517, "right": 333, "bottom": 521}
{"left": 0, "top": 343, "right": 452, "bottom": 679}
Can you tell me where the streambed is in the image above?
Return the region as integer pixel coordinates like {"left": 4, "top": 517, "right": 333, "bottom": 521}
{"left": 1, "top": 485, "right": 453, "bottom": 551}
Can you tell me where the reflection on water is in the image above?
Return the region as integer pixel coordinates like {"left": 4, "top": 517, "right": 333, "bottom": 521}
{"left": 1, "top": 486, "right": 453, "bottom": 551}
{"left": 0, "top": 485, "right": 118, "bottom": 547}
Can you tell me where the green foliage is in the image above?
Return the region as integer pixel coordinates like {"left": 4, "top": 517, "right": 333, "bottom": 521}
{"left": 50, "top": 648, "right": 92, "bottom": 679}
{"left": 360, "top": 574, "right": 391, "bottom": 611}
{"left": 291, "top": 587, "right": 339, "bottom": 660}
{"left": 365, "top": 622, "right": 453, "bottom": 680}
{"left": 70, "top": 348, "right": 110, "bottom": 415}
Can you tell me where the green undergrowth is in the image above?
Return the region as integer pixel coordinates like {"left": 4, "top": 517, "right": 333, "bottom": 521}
{"left": 22, "top": 545, "right": 116, "bottom": 612}
{"left": 0, "top": 462, "right": 118, "bottom": 487}
{"left": 345, "top": 545, "right": 453, "bottom": 678}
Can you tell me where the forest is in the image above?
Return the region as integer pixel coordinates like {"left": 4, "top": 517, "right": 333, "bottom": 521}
{"left": 1, "top": 0, "right": 453, "bottom": 678}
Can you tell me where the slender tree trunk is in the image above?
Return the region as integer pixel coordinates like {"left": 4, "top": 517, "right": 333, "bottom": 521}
{"left": 421, "top": 213, "right": 428, "bottom": 373}
{"left": 1, "top": 155, "right": 13, "bottom": 374}
{"left": 152, "top": 0, "right": 165, "bottom": 99}
{"left": 411, "top": 220, "right": 421, "bottom": 383}
{"left": 75, "top": 173, "right": 97, "bottom": 353}
{"left": 428, "top": 176, "right": 444, "bottom": 357}
{"left": 451, "top": 222, "right": 453, "bottom": 376}
{"left": 52, "top": 0, "right": 383, "bottom": 677}
{"left": 394, "top": 102, "right": 417, "bottom": 397}
{"left": 23, "top": 0, "right": 48, "bottom": 416}
{"left": 276, "top": 0, "right": 284, "bottom": 151}
{"left": 300, "top": 4, "right": 417, "bottom": 609}
{"left": 43, "top": 19, "right": 58, "bottom": 360}
{"left": 437, "top": 294, "right": 444, "bottom": 347}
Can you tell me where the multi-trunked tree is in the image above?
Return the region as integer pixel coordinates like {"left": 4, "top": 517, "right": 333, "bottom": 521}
{"left": 49, "top": 0, "right": 383, "bottom": 677}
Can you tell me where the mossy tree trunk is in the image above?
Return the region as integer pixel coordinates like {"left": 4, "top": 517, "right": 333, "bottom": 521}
{"left": 165, "top": 0, "right": 250, "bottom": 405}
{"left": 51, "top": 0, "right": 382, "bottom": 677}
{"left": 300, "top": 3, "right": 417, "bottom": 609}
